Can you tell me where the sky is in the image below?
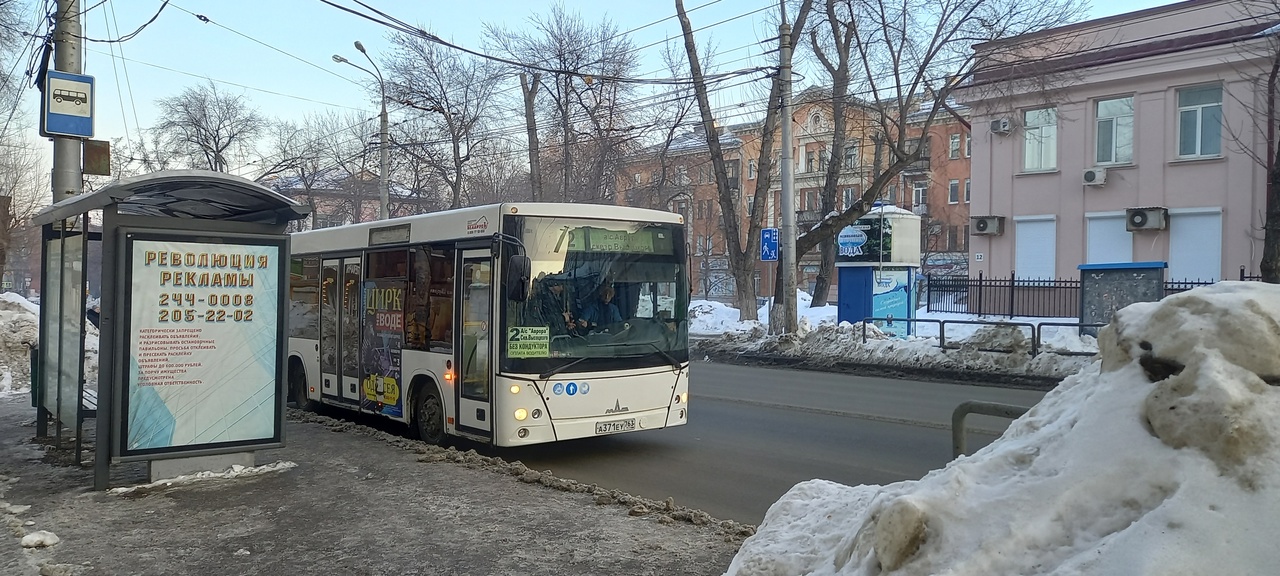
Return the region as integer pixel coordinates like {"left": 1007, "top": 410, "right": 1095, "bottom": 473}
{"left": 11, "top": 0, "right": 1176, "bottom": 181}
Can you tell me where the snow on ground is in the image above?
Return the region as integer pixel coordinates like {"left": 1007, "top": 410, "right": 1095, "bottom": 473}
{"left": 691, "top": 293, "right": 1097, "bottom": 379}
{"left": 725, "top": 282, "right": 1280, "bottom": 575}
{"left": 107, "top": 460, "right": 298, "bottom": 496}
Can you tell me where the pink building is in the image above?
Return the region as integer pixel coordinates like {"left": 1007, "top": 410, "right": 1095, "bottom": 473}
{"left": 956, "top": 0, "right": 1278, "bottom": 281}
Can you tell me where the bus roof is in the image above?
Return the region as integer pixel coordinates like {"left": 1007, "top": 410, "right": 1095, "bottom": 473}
{"left": 290, "top": 202, "right": 683, "bottom": 254}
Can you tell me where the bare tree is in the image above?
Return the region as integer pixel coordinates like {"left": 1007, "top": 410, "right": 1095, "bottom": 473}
{"left": 677, "top": 0, "right": 815, "bottom": 321}
{"left": 1221, "top": 5, "right": 1280, "bottom": 282}
{"left": 384, "top": 31, "right": 504, "bottom": 209}
{"left": 153, "top": 80, "right": 266, "bottom": 172}
{"left": 792, "top": 0, "right": 1086, "bottom": 282}
{"left": 487, "top": 3, "right": 641, "bottom": 204}
{"left": 805, "top": 0, "right": 859, "bottom": 306}
{"left": 0, "top": 144, "right": 47, "bottom": 284}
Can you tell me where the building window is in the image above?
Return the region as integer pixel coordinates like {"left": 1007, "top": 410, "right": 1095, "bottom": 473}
{"left": 962, "top": 224, "right": 970, "bottom": 251}
{"left": 1177, "top": 84, "right": 1222, "bottom": 158}
{"left": 1023, "top": 107, "right": 1057, "bottom": 171}
{"left": 706, "top": 235, "right": 714, "bottom": 254}
{"left": 843, "top": 187, "right": 857, "bottom": 210}
{"left": 947, "top": 226, "right": 959, "bottom": 251}
{"left": 819, "top": 149, "right": 829, "bottom": 172}
{"left": 948, "top": 179, "right": 960, "bottom": 204}
{"left": 964, "top": 133, "right": 971, "bottom": 158}
{"left": 674, "top": 199, "right": 689, "bottom": 220}
{"left": 748, "top": 160, "right": 757, "bottom": 179}
{"left": 912, "top": 180, "right": 927, "bottom": 206}
{"left": 949, "top": 134, "right": 961, "bottom": 159}
{"left": 844, "top": 141, "right": 858, "bottom": 168}
{"left": 1095, "top": 96, "right": 1134, "bottom": 165}
{"left": 886, "top": 184, "right": 897, "bottom": 203}
{"left": 747, "top": 195, "right": 755, "bottom": 215}
{"left": 806, "top": 150, "right": 816, "bottom": 172}
{"left": 964, "top": 178, "right": 971, "bottom": 203}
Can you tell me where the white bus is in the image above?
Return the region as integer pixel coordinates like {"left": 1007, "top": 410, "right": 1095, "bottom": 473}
{"left": 287, "top": 202, "right": 690, "bottom": 446}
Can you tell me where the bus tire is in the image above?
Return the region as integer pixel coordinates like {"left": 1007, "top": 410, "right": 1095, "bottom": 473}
{"left": 413, "top": 384, "right": 446, "bottom": 445}
{"left": 289, "top": 357, "right": 319, "bottom": 412}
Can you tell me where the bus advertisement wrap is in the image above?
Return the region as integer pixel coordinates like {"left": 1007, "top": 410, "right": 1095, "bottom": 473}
{"left": 362, "top": 280, "right": 404, "bottom": 417}
{"left": 124, "top": 238, "right": 281, "bottom": 453}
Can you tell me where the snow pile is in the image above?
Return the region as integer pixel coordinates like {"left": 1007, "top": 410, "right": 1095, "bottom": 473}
{"left": 726, "top": 282, "right": 1280, "bottom": 575}
{"left": 20, "top": 530, "right": 60, "bottom": 548}
{"left": 0, "top": 292, "right": 100, "bottom": 397}
{"left": 0, "top": 293, "right": 42, "bottom": 396}
{"left": 691, "top": 296, "right": 1097, "bottom": 378}
{"left": 107, "top": 460, "right": 297, "bottom": 496}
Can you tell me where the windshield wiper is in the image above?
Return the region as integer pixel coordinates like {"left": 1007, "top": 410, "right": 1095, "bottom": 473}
{"left": 539, "top": 357, "right": 589, "bottom": 380}
{"left": 645, "top": 341, "right": 682, "bottom": 370}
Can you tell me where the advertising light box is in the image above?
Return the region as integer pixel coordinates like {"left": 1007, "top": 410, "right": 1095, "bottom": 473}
{"left": 121, "top": 234, "right": 285, "bottom": 457}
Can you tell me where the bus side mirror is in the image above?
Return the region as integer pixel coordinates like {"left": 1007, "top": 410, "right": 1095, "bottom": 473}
{"left": 508, "top": 255, "right": 531, "bottom": 302}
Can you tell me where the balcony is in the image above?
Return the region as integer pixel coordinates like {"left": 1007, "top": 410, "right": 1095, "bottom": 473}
{"left": 796, "top": 209, "right": 824, "bottom": 227}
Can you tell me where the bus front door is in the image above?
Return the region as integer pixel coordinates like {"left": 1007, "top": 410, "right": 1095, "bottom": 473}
{"left": 455, "top": 249, "right": 493, "bottom": 438}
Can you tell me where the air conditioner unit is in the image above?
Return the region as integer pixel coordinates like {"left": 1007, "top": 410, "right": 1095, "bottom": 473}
{"left": 1083, "top": 168, "right": 1107, "bottom": 186}
{"left": 912, "top": 204, "right": 929, "bottom": 216}
{"left": 970, "top": 215, "right": 1005, "bottom": 236}
{"left": 990, "top": 118, "right": 1011, "bottom": 135}
{"left": 1126, "top": 207, "right": 1168, "bottom": 231}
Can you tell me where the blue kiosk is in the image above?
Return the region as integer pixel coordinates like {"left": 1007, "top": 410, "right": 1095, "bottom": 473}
{"left": 835, "top": 204, "right": 922, "bottom": 337}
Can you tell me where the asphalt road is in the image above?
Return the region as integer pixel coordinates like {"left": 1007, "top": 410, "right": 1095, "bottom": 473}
{"left": 490, "top": 362, "right": 1049, "bottom": 525}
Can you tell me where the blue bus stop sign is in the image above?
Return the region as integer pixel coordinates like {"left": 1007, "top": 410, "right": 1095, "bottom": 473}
{"left": 41, "top": 70, "right": 94, "bottom": 138}
{"left": 760, "top": 228, "right": 779, "bottom": 262}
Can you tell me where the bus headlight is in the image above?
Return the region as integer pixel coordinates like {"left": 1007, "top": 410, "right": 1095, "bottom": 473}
{"left": 509, "top": 384, "right": 521, "bottom": 394}
{"left": 514, "top": 408, "right": 528, "bottom": 421}
{"left": 678, "top": 392, "right": 688, "bottom": 404}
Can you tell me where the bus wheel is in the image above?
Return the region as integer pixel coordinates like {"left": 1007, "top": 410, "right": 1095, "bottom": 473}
{"left": 414, "top": 388, "right": 445, "bottom": 445}
{"left": 290, "top": 359, "right": 318, "bottom": 412}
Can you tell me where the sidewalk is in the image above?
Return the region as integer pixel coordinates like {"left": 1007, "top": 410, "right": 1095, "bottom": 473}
{"left": 0, "top": 396, "right": 745, "bottom": 576}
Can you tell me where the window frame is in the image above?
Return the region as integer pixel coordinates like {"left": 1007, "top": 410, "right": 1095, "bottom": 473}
{"left": 1094, "top": 95, "right": 1135, "bottom": 165}
{"left": 949, "top": 133, "right": 961, "bottom": 159}
{"left": 964, "top": 178, "right": 971, "bottom": 203}
{"left": 1176, "top": 84, "right": 1223, "bottom": 159}
{"left": 1022, "top": 106, "right": 1058, "bottom": 172}
{"left": 948, "top": 179, "right": 960, "bottom": 204}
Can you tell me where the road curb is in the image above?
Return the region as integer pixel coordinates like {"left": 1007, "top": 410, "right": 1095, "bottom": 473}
{"left": 691, "top": 343, "right": 1062, "bottom": 392}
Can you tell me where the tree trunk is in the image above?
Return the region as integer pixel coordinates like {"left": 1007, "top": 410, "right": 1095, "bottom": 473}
{"left": 811, "top": 241, "right": 835, "bottom": 305}
{"left": 0, "top": 196, "right": 12, "bottom": 285}
{"left": 1263, "top": 164, "right": 1280, "bottom": 282}
{"left": 519, "top": 73, "right": 543, "bottom": 202}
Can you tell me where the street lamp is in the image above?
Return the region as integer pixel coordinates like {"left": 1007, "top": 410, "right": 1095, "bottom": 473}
{"left": 333, "top": 40, "right": 389, "bottom": 220}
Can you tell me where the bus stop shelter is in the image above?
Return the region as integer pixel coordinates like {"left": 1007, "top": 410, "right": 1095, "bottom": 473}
{"left": 31, "top": 170, "right": 309, "bottom": 490}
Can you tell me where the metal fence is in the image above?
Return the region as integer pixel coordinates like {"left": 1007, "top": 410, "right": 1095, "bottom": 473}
{"left": 925, "top": 267, "right": 1258, "bottom": 318}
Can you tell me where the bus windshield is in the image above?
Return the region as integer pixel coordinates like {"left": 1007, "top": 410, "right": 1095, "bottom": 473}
{"left": 502, "top": 215, "right": 689, "bottom": 375}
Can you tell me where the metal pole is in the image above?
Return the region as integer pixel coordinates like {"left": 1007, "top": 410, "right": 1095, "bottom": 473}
{"left": 378, "top": 102, "right": 389, "bottom": 219}
{"left": 52, "top": 0, "right": 82, "bottom": 205}
{"left": 778, "top": 2, "right": 799, "bottom": 334}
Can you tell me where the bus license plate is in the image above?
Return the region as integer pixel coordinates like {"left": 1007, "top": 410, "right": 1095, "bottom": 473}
{"left": 595, "top": 418, "right": 636, "bottom": 435}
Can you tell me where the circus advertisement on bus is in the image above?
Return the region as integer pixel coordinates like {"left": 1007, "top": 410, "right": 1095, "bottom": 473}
{"left": 122, "top": 236, "right": 284, "bottom": 456}
{"left": 361, "top": 280, "right": 404, "bottom": 418}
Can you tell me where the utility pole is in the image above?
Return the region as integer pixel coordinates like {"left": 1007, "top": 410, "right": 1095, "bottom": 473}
{"left": 52, "top": 0, "right": 83, "bottom": 204}
{"left": 778, "top": 1, "right": 799, "bottom": 334}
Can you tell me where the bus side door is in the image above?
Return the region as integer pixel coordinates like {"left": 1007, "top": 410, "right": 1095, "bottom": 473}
{"left": 455, "top": 249, "right": 493, "bottom": 438}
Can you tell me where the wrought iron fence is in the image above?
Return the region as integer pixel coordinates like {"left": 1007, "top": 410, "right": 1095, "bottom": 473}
{"left": 925, "top": 267, "right": 1260, "bottom": 318}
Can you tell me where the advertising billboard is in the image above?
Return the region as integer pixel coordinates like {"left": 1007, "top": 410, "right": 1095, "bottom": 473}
{"left": 121, "top": 234, "right": 285, "bottom": 457}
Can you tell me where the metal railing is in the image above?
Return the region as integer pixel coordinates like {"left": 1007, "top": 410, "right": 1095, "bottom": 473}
{"left": 859, "top": 318, "right": 1105, "bottom": 357}
{"left": 952, "top": 400, "right": 1030, "bottom": 458}
{"left": 926, "top": 267, "right": 1259, "bottom": 319}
